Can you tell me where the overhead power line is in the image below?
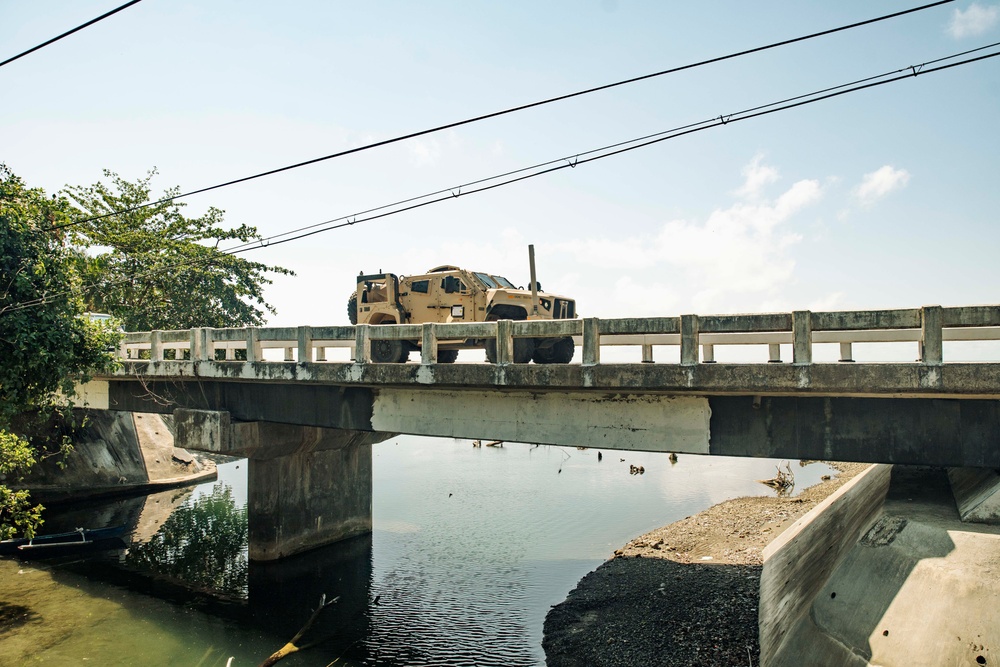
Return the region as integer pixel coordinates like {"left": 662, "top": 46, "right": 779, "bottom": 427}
{"left": 0, "top": 0, "right": 144, "bottom": 69}
{"left": 8, "top": 41, "right": 997, "bottom": 317}
{"left": 218, "top": 42, "right": 1000, "bottom": 256}
{"left": 42, "top": 0, "right": 956, "bottom": 233}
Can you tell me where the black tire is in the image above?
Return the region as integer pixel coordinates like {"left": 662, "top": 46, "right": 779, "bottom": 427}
{"left": 438, "top": 349, "right": 459, "bottom": 364}
{"left": 531, "top": 343, "right": 552, "bottom": 364}
{"left": 347, "top": 293, "right": 358, "bottom": 325}
{"left": 532, "top": 336, "right": 574, "bottom": 364}
{"left": 549, "top": 337, "right": 574, "bottom": 364}
{"left": 485, "top": 337, "right": 534, "bottom": 363}
{"left": 371, "top": 338, "right": 405, "bottom": 363}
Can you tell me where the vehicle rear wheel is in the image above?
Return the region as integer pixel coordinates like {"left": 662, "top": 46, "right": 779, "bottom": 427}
{"left": 485, "top": 337, "right": 535, "bottom": 363}
{"left": 437, "top": 349, "right": 459, "bottom": 363}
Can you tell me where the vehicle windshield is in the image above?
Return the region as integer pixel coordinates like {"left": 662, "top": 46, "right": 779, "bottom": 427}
{"left": 474, "top": 272, "right": 498, "bottom": 289}
{"left": 493, "top": 275, "right": 516, "bottom": 289}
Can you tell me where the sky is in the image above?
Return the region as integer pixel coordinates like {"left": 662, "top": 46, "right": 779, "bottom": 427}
{"left": 2, "top": 1, "right": 998, "bottom": 361}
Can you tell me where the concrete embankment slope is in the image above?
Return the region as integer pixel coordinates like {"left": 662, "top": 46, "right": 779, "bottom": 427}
{"left": 14, "top": 410, "right": 216, "bottom": 503}
{"left": 761, "top": 465, "right": 1000, "bottom": 666}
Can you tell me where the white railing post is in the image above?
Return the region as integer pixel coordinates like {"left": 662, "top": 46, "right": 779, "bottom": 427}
{"left": 768, "top": 343, "right": 782, "bottom": 363}
{"left": 702, "top": 343, "right": 715, "bottom": 363}
{"left": 421, "top": 323, "right": 438, "bottom": 364}
{"left": 839, "top": 342, "right": 854, "bottom": 363}
{"left": 582, "top": 318, "right": 601, "bottom": 366}
{"left": 496, "top": 320, "right": 514, "bottom": 365}
{"left": 641, "top": 343, "right": 654, "bottom": 363}
{"left": 316, "top": 345, "right": 327, "bottom": 362}
{"left": 921, "top": 305, "right": 943, "bottom": 364}
{"left": 680, "top": 314, "right": 699, "bottom": 365}
{"left": 150, "top": 330, "right": 163, "bottom": 362}
{"left": 191, "top": 327, "right": 214, "bottom": 362}
{"left": 355, "top": 325, "right": 371, "bottom": 364}
{"left": 284, "top": 346, "right": 294, "bottom": 362}
{"left": 297, "top": 326, "right": 313, "bottom": 363}
{"left": 246, "top": 328, "right": 262, "bottom": 363}
{"left": 793, "top": 310, "right": 812, "bottom": 365}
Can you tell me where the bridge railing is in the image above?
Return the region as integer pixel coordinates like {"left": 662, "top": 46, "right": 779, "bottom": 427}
{"left": 118, "top": 304, "right": 1000, "bottom": 366}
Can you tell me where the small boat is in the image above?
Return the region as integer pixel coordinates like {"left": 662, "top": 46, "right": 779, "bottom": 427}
{"left": 0, "top": 525, "right": 128, "bottom": 558}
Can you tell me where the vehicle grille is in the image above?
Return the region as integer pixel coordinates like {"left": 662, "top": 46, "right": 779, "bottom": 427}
{"left": 553, "top": 298, "right": 575, "bottom": 319}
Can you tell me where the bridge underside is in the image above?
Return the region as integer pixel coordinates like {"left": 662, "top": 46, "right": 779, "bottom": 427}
{"left": 105, "top": 379, "right": 1000, "bottom": 468}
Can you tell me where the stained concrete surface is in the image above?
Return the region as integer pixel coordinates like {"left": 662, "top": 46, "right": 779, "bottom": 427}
{"left": 766, "top": 467, "right": 1000, "bottom": 667}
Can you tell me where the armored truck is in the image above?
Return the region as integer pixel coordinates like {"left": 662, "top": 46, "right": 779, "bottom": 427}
{"left": 347, "top": 264, "right": 577, "bottom": 364}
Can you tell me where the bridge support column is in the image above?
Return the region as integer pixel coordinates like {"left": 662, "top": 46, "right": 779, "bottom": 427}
{"left": 244, "top": 425, "right": 373, "bottom": 561}
{"left": 174, "top": 409, "right": 394, "bottom": 561}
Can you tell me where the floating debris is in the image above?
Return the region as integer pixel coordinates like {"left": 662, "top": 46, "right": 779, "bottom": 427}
{"left": 759, "top": 461, "right": 795, "bottom": 494}
{"left": 629, "top": 464, "right": 645, "bottom": 475}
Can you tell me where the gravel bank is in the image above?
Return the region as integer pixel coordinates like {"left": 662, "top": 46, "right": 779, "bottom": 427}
{"left": 543, "top": 462, "right": 870, "bottom": 666}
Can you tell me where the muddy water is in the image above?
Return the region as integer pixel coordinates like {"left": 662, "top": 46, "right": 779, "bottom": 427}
{"left": 0, "top": 437, "right": 833, "bottom": 666}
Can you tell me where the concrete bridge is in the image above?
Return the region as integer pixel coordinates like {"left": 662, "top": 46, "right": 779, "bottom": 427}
{"left": 80, "top": 304, "right": 1000, "bottom": 560}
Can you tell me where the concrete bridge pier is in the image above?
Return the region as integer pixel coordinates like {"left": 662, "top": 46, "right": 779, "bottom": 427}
{"left": 174, "top": 409, "right": 393, "bottom": 561}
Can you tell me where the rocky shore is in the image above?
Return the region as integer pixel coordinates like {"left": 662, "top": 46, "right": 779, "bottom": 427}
{"left": 543, "top": 462, "right": 869, "bottom": 666}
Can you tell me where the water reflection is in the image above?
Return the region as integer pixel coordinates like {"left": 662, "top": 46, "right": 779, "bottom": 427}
{"left": 2, "top": 438, "right": 837, "bottom": 666}
{"left": 125, "top": 485, "right": 249, "bottom": 598}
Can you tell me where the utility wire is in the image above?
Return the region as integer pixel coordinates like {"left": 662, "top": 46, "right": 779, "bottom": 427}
{"left": 0, "top": 0, "right": 144, "bottom": 69}
{"left": 219, "top": 42, "right": 1000, "bottom": 256}
{"left": 42, "top": 0, "right": 956, "bottom": 233}
{"left": 7, "top": 42, "right": 997, "bottom": 316}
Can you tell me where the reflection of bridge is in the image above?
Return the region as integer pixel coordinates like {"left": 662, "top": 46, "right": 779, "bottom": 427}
{"left": 82, "top": 304, "right": 1000, "bottom": 560}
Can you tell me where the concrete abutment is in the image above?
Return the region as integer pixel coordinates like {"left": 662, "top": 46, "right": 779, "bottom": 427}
{"left": 174, "top": 408, "right": 394, "bottom": 561}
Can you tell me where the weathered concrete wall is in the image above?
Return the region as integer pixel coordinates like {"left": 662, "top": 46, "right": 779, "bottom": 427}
{"left": 710, "top": 397, "right": 1000, "bottom": 467}
{"left": 948, "top": 467, "right": 1000, "bottom": 523}
{"left": 12, "top": 410, "right": 214, "bottom": 502}
{"left": 763, "top": 467, "right": 1000, "bottom": 666}
{"left": 371, "top": 389, "right": 712, "bottom": 453}
{"left": 116, "top": 380, "right": 1000, "bottom": 467}
{"left": 759, "top": 464, "right": 891, "bottom": 666}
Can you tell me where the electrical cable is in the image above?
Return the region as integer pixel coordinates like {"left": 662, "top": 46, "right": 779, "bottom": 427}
{"left": 219, "top": 42, "right": 1000, "bottom": 256}
{"left": 41, "top": 0, "right": 956, "bottom": 233}
{"left": 0, "top": 0, "right": 144, "bottom": 69}
{"left": 5, "top": 42, "right": 996, "bottom": 317}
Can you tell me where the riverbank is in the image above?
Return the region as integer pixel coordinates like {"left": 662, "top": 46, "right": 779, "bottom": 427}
{"left": 543, "top": 461, "right": 870, "bottom": 666}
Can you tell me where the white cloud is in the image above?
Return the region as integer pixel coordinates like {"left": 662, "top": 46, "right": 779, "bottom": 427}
{"left": 734, "top": 154, "right": 779, "bottom": 199}
{"left": 947, "top": 3, "right": 1000, "bottom": 38}
{"left": 408, "top": 138, "right": 442, "bottom": 166}
{"left": 854, "top": 166, "right": 910, "bottom": 206}
{"left": 558, "top": 159, "right": 823, "bottom": 312}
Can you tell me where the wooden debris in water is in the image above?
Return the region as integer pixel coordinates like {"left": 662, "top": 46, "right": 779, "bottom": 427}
{"left": 759, "top": 461, "right": 795, "bottom": 493}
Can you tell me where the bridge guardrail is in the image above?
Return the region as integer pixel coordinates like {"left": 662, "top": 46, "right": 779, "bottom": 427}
{"left": 117, "top": 304, "right": 1000, "bottom": 366}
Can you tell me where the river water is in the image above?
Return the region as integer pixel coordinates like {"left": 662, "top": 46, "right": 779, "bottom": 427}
{"left": 0, "top": 436, "right": 833, "bottom": 666}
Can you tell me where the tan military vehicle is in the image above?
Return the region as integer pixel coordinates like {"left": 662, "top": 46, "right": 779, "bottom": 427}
{"left": 347, "top": 264, "right": 577, "bottom": 363}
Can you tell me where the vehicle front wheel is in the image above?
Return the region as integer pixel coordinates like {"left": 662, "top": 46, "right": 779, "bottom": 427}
{"left": 371, "top": 339, "right": 407, "bottom": 363}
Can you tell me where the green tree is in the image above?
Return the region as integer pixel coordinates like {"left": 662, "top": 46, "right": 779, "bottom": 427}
{"left": 0, "top": 164, "right": 118, "bottom": 538}
{"left": 64, "top": 169, "right": 293, "bottom": 331}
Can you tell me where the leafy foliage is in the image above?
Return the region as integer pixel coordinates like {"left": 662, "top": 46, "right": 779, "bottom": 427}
{"left": 0, "top": 164, "right": 118, "bottom": 537}
{"left": 65, "top": 169, "right": 293, "bottom": 331}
